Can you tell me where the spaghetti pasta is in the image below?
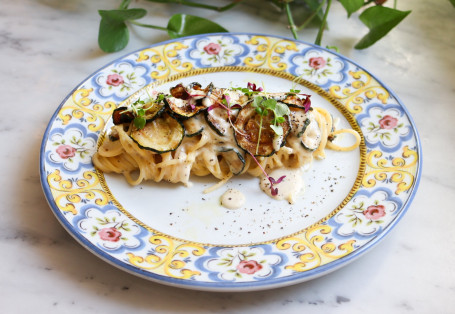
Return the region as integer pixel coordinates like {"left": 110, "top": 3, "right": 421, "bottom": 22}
{"left": 92, "top": 83, "right": 361, "bottom": 192}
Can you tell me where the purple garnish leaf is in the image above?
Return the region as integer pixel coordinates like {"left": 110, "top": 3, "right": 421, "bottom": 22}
{"left": 303, "top": 95, "right": 312, "bottom": 113}
{"left": 223, "top": 94, "right": 231, "bottom": 105}
{"left": 271, "top": 186, "right": 278, "bottom": 196}
{"left": 207, "top": 103, "right": 221, "bottom": 112}
{"left": 269, "top": 175, "right": 286, "bottom": 186}
{"left": 247, "top": 82, "right": 263, "bottom": 92}
{"left": 188, "top": 98, "right": 196, "bottom": 110}
{"left": 275, "top": 175, "right": 286, "bottom": 184}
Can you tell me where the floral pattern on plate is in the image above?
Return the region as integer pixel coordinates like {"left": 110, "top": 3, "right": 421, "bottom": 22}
{"left": 201, "top": 245, "right": 285, "bottom": 282}
{"left": 93, "top": 60, "right": 150, "bottom": 100}
{"left": 331, "top": 188, "right": 402, "bottom": 238}
{"left": 358, "top": 105, "right": 412, "bottom": 152}
{"left": 76, "top": 205, "right": 145, "bottom": 251}
{"left": 46, "top": 124, "right": 97, "bottom": 172}
{"left": 186, "top": 35, "right": 249, "bottom": 67}
{"left": 289, "top": 48, "right": 347, "bottom": 87}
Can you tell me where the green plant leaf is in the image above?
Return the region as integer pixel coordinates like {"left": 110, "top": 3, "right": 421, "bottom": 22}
{"left": 339, "top": 0, "right": 364, "bottom": 17}
{"left": 99, "top": 8, "right": 147, "bottom": 22}
{"left": 295, "top": 0, "right": 324, "bottom": 25}
{"left": 167, "top": 14, "right": 228, "bottom": 39}
{"left": 450, "top": 0, "right": 455, "bottom": 7}
{"left": 355, "top": 6, "right": 411, "bottom": 49}
{"left": 274, "top": 102, "right": 290, "bottom": 117}
{"left": 98, "top": 9, "right": 147, "bottom": 52}
{"left": 270, "top": 125, "right": 283, "bottom": 136}
{"left": 263, "top": 98, "right": 277, "bottom": 110}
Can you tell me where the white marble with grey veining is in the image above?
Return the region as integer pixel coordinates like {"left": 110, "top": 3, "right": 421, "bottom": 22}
{"left": 1, "top": 0, "right": 454, "bottom": 313}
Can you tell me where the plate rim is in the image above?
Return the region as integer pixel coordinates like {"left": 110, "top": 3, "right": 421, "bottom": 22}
{"left": 39, "top": 32, "right": 422, "bottom": 291}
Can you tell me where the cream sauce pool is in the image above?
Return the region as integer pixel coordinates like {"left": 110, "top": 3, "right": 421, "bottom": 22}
{"left": 259, "top": 167, "right": 304, "bottom": 204}
{"left": 220, "top": 188, "right": 246, "bottom": 209}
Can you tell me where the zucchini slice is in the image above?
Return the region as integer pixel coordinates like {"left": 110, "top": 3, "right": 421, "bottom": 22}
{"left": 234, "top": 102, "right": 291, "bottom": 157}
{"left": 183, "top": 114, "right": 205, "bottom": 137}
{"left": 279, "top": 94, "right": 311, "bottom": 111}
{"left": 289, "top": 109, "right": 311, "bottom": 138}
{"left": 144, "top": 102, "right": 165, "bottom": 122}
{"left": 205, "top": 106, "right": 231, "bottom": 136}
{"left": 301, "top": 118, "right": 322, "bottom": 151}
{"left": 130, "top": 113, "right": 184, "bottom": 153}
{"left": 112, "top": 107, "right": 134, "bottom": 125}
{"left": 165, "top": 97, "right": 206, "bottom": 119}
{"left": 218, "top": 147, "right": 246, "bottom": 175}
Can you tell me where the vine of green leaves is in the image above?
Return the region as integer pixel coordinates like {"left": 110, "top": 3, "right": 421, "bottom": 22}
{"left": 96, "top": 0, "right": 448, "bottom": 53}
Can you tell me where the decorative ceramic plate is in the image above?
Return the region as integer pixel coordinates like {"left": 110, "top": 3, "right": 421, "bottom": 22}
{"left": 40, "top": 33, "right": 421, "bottom": 291}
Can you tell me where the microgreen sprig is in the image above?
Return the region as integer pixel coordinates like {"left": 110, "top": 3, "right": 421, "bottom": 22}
{"left": 233, "top": 82, "right": 263, "bottom": 98}
{"left": 122, "top": 94, "right": 165, "bottom": 130}
{"left": 251, "top": 96, "right": 290, "bottom": 155}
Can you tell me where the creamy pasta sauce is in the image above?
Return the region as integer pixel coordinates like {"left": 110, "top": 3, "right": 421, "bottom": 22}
{"left": 259, "top": 168, "right": 304, "bottom": 204}
{"left": 220, "top": 189, "right": 245, "bottom": 209}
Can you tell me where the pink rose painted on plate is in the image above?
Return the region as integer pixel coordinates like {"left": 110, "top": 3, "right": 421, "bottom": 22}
{"left": 98, "top": 227, "right": 122, "bottom": 242}
{"left": 56, "top": 145, "right": 76, "bottom": 159}
{"left": 236, "top": 260, "right": 263, "bottom": 275}
{"left": 203, "top": 43, "right": 222, "bottom": 55}
{"left": 309, "top": 57, "right": 326, "bottom": 70}
{"left": 379, "top": 115, "right": 398, "bottom": 129}
{"left": 363, "top": 205, "right": 386, "bottom": 220}
{"left": 106, "top": 74, "right": 124, "bottom": 86}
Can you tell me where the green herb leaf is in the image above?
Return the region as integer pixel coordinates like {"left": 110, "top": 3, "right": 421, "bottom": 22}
{"left": 274, "top": 102, "right": 290, "bottom": 118}
{"left": 450, "top": 0, "right": 455, "bottom": 7}
{"left": 355, "top": 6, "right": 411, "bottom": 49}
{"left": 270, "top": 125, "right": 283, "bottom": 136}
{"left": 275, "top": 116, "right": 285, "bottom": 124}
{"left": 167, "top": 14, "right": 228, "bottom": 39}
{"left": 98, "top": 9, "right": 147, "bottom": 52}
{"left": 134, "top": 116, "right": 146, "bottom": 129}
{"left": 263, "top": 99, "right": 277, "bottom": 110}
{"left": 339, "top": 0, "right": 364, "bottom": 18}
{"left": 252, "top": 96, "right": 263, "bottom": 108}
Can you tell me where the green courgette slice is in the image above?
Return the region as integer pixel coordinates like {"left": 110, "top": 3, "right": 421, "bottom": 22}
{"left": 301, "top": 118, "right": 322, "bottom": 151}
{"left": 165, "top": 97, "right": 206, "bottom": 119}
{"left": 130, "top": 113, "right": 184, "bottom": 153}
{"left": 289, "top": 109, "right": 311, "bottom": 138}
{"left": 205, "top": 106, "right": 231, "bottom": 136}
{"left": 233, "top": 102, "right": 291, "bottom": 157}
{"left": 183, "top": 114, "right": 205, "bottom": 137}
{"left": 218, "top": 147, "right": 246, "bottom": 175}
{"left": 112, "top": 107, "right": 134, "bottom": 125}
{"left": 144, "top": 102, "right": 165, "bottom": 122}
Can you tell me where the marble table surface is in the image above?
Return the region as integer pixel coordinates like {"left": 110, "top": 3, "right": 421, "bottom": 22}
{"left": 1, "top": 0, "right": 454, "bottom": 313}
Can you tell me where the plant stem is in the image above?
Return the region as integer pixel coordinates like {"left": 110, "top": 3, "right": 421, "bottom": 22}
{"left": 118, "top": 0, "right": 131, "bottom": 10}
{"left": 284, "top": 2, "right": 298, "bottom": 39}
{"left": 394, "top": 0, "right": 397, "bottom": 9}
{"left": 129, "top": 20, "right": 168, "bottom": 31}
{"left": 314, "top": 0, "right": 332, "bottom": 46}
{"left": 297, "top": 0, "right": 326, "bottom": 31}
{"left": 256, "top": 116, "right": 264, "bottom": 155}
{"left": 146, "top": 0, "right": 243, "bottom": 12}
